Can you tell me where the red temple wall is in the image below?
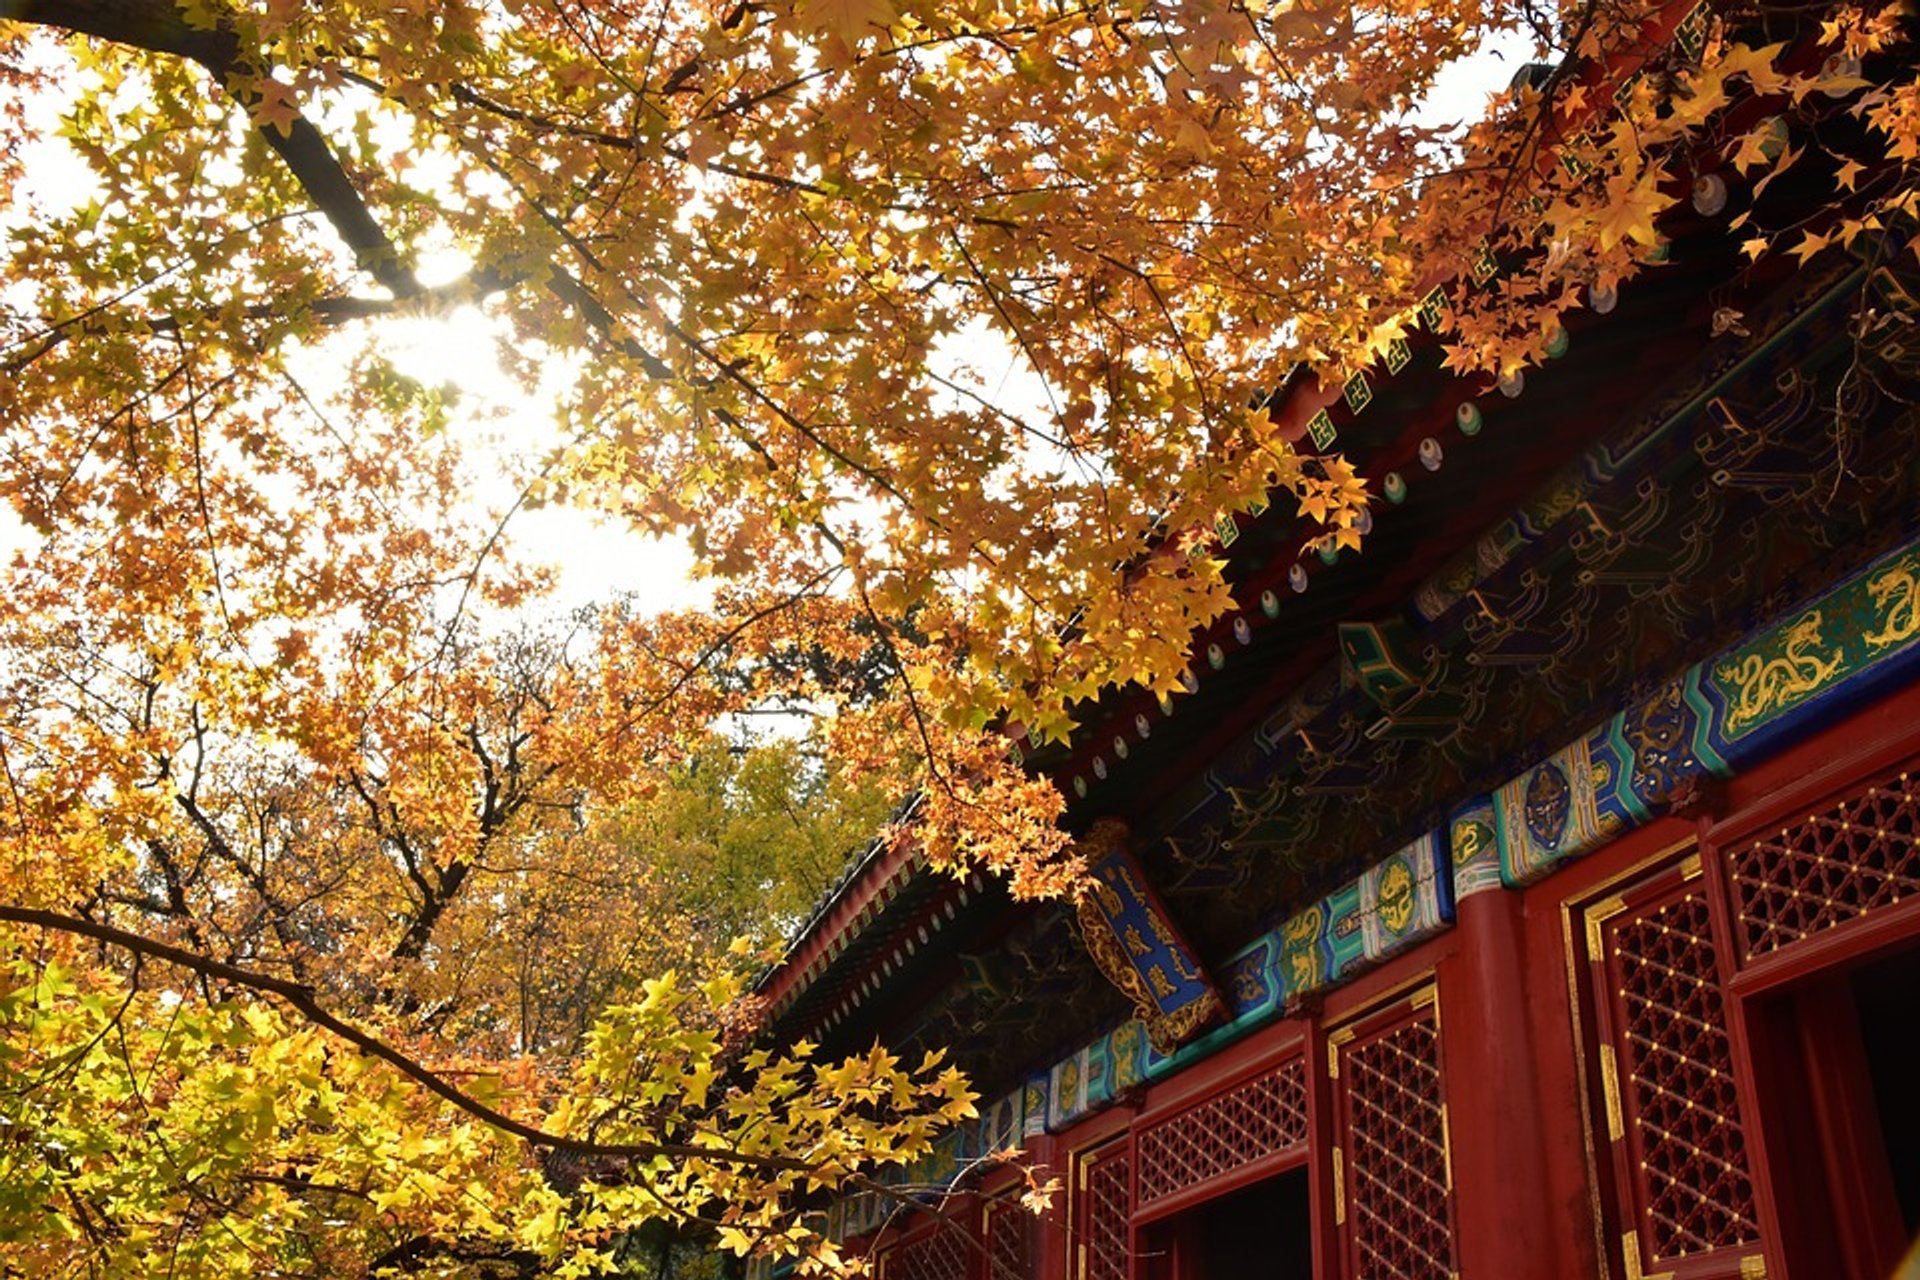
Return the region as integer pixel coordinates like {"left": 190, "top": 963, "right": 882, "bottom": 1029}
{"left": 939, "top": 677, "right": 1920, "bottom": 1280}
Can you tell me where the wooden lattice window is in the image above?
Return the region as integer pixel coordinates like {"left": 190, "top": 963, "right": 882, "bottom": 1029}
{"left": 1134, "top": 1056, "right": 1310, "bottom": 1210}
{"left": 1329, "top": 990, "right": 1455, "bottom": 1280}
{"left": 1076, "top": 1141, "right": 1131, "bottom": 1280}
{"left": 1576, "top": 852, "right": 1764, "bottom": 1278}
{"left": 1724, "top": 765, "right": 1920, "bottom": 963}
{"left": 888, "top": 1220, "right": 972, "bottom": 1280}
{"left": 984, "top": 1196, "right": 1031, "bottom": 1280}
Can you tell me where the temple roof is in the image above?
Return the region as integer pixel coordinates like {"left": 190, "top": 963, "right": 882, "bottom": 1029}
{"left": 752, "top": 3, "right": 1920, "bottom": 1098}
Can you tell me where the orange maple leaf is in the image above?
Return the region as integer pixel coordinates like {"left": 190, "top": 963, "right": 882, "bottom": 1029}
{"left": 795, "top": 0, "right": 896, "bottom": 45}
{"left": 252, "top": 78, "right": 302, "bottom": 139}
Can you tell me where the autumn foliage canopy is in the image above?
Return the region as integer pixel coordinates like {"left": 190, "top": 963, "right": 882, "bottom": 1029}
{"left": 0, "top": 0, "right": 1913, "bottom": 1273}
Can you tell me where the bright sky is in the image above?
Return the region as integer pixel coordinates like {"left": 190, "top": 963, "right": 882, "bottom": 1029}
{"left": 368, "top": 307, "right": 710, "bottom": 617}
{"left": 4, "top": 26, "right": 1535, "bottom": 622}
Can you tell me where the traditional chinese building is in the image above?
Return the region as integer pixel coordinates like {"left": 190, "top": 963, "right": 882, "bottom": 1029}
{"left": 753, "top": 5, "right": 1920, "bottom": 1278}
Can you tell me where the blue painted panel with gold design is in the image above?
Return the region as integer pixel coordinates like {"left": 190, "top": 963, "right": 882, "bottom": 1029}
{"left": 1047, "top": 1047, "right": 1090, "bottom": 1132}
{"left": 1448, "top": 797, "right": 1503, "bottom": 900}
{"left": 1021, "top": 1074, "right": 1049, "bottom": 1138}
{"left": 1128, "top": 932, "right": 1282, "bottom": 1082}
{"left": 1359, "top": 831, "right": 1452, "bottom": 962}
{"left": 1275, "top": 896, "right": 1327, "bottom": 997}
{"left": 1080, "top": 847, "right": 1221, "bottom": 1043}
{"left": 1494, "top": 734, "right": 1633, "bottom": 886}
{"left": 1106, "top": 1019, "right": 1150, "bottom": 1094}
{"left": 1138, "top": 933, "right": 1281, "bottom": 1081}
{"left": 1219, "top": 934, "right": 1282, "bottom": 1023}
{"left": 1267, "top": 853, "right": 1441, "bottom": 1007}
{"left": 1045, "top": 1036, "right": 1121, "bottom": 1133}
{"left": 1321, "top": 881, "right": 1368, "bottom": 985}
{"left": 1592, "top": 674, "right": 1731, "bottom": 821}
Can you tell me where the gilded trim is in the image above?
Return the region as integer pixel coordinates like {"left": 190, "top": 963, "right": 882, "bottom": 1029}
{"left": 1560, "top": 903, "right": 1612, "bottom": 1280}
{"left": 1585, "top": 893, "right": 1625, "bottom": 960}
{"left": 1621, "top": 1229, "right": 1676, "bottom": 1280}
{"left": 1332, "top": 1145, "right": 1346, "bottom": 1225}
{"left": 1333, "top": 967, "right": 1442, "bottom": 1023}
{"left": 1598, "top": 1043, "right": 1625, "bottom": 1143}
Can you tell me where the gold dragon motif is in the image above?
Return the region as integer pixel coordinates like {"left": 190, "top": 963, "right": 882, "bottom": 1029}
{"left": 1865, "top": 558, "right": 1920, "bottom": 651}
{"left": 1716, "top": 611, "right": 1843, "bottom": 734}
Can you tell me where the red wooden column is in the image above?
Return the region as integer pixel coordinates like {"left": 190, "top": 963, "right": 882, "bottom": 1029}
{"left": 1024, "top": 1133, "right": 1072, "bottom": 1280}
{"left": 1438, "top": 881, "right": 1592, "bottom": 1278}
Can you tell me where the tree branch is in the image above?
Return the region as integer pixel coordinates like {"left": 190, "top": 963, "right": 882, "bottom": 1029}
{"left": 11, "top": 0, "right": 420, "bottom": 296}
{"left": 0, "top": 903, "right": 830, "bottom": 1172}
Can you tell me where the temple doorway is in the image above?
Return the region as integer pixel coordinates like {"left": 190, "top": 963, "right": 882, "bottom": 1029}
{"left": 1140, "top": 1167, "right": 1313, "bottom": 1280}
{"left": 1851, "top": 943, "right": 1920, "bottom": 1237}
{"left": 1749, "top": 934, "right": 1920, "bottom": 1279}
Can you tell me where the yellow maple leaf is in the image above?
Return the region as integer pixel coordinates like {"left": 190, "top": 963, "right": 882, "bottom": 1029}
{"left": 1595, "top": 170, "right": 1674, "bottom": 251}
{"left": 1729, "top": 125, "right": 1775, "bottom": 175}
{"left": 1790, "top": 230, "right": 1831, "bottom": 263}
{"left": 1718, "top": 41, "right": 1789, "bottom": 94}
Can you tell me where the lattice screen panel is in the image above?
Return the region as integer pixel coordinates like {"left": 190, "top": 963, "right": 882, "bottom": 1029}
{"left": 1080, "top": 1148, "right": 1131, "bottom": 1280}
{"left": 1595, "top": 879, "right": 1761, "bottom": 1271}
{"left": 1135, "top": 1056, "right": 1309, "bottom": 1206}
{"left": 890, "top": 1222, "right": 971, "bottom": 1280}
{"left": 1725, "top": 766, "right": 1920, "bottom": 962}
{"left": 1335, "top": 999, "right": 1455, "bottom": 1280}
{"left": 986, "top": 1201, "right": 1030, "bottom": 1280}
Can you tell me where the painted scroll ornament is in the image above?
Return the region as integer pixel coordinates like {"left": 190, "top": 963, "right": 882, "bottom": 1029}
{"left": 1072, "top": 819, "right": 1224, "bottom": 1056}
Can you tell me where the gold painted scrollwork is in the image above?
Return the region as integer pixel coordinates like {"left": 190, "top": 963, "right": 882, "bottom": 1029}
{"left": 1714, "top": 611, "right": 1842, "bottom": 733}
{"left": 1865, "top": 558, "right": 1920, "bottom": 650}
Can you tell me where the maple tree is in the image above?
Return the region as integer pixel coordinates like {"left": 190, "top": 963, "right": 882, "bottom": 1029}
{"left": 0, "top": 0, "right": 1914, "bottom": 1274}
